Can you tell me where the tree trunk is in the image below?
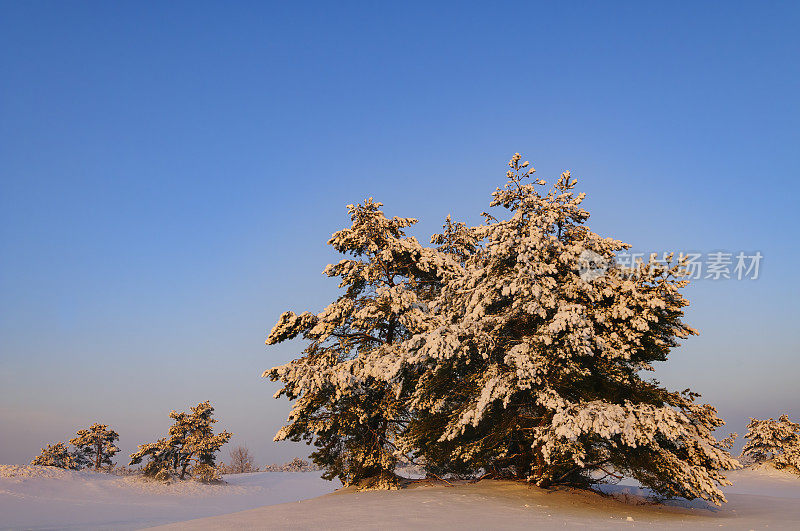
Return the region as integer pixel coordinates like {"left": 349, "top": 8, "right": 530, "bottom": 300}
{"left": 514, "top": 435, "right": 533, "bottom": 479}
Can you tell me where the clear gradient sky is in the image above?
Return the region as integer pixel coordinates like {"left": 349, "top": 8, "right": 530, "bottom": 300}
{"left": 1, "top": 1, "right": 798, "bottom": 466}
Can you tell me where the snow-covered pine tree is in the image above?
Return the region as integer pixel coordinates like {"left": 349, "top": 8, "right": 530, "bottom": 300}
{"left": 69, "top": 423, "right": 120, "bottom": 471}
{"left": 430, "top": 214, "right": 478, "bottom": 265}
{"left": 398, "top": 214, "right": 479, "bottom": 478}
{"left": 130, "top": 401, "right": 232, "bottom": 481}
{"left": 264, "top": 198, "right": 454, "bottom": 488}
{"left": 31, "top": 442, "right": 80, "bottom": 469}
{"left": 743, "top": 415, "right": 800, "bottom": 473}
{"left": 781, "top": 444, "right": 800, "bottom": 473}
{"left": 129, "top": 438, "right": 173, "bottom": 480}
{"left": 383, "top": 154, "right": 739, "bottom": 504}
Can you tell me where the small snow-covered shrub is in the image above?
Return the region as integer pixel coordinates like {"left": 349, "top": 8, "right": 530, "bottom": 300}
{"left": 31, "top": 442, "right": 81, "bottom": 470}
{"left": 109, "top": 465, "right": 139, "bottom": 476}
{"left": 192, "top": 463, "right": 223, "bottom": 483}
{"left": 743, "top": 414, "right": 800, "bottom": 474}
{"left": 262, "top": 457, "right": 321, "bottom": 472}
{"left": 30, "top": 422, "right": 120, "bottom": 471}
{"left": 223, "top": 446, "right": 258, "bottom": 474}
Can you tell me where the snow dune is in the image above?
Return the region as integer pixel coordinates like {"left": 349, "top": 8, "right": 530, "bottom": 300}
{"left": 153, "top": 469, "right": 800, "bottom": 530}
{"left": 0, "top": 466, "right": 336, "bottom": 530}
{"left": 2, "top": 465, "right": 799, "bottom": 529}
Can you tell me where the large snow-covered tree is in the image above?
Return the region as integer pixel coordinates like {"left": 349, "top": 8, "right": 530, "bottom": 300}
{"left": 743, "top": 415, "right": 800, "bottom": 473}
{"left": 130, "top": 401, "right": 232, "bottom": 481}
{"left": 265, "top": 154, "right": 739, "bottom": 503}
{"left": 264, "top": 199, "right": 454, "bottom": 487}
{"left": 70, "top": 423, "right": 120, "bottom": 471}
{"left": 383, "top": 154, "right": 738, "bottom": 504}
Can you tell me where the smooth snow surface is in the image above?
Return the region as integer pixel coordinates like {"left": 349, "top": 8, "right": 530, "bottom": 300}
{"left": 3, "top": 466, "right": 800, "bottom": 530}
{"left": 0, "top": 466, "right": 336, "bottom": 530}
{"left": 154, "top": 469, "right": 800, "bottom": 530}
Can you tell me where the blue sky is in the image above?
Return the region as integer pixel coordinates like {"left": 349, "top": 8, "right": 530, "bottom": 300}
{"left": 1, "top": 1, "right": 798, "bottom": 466}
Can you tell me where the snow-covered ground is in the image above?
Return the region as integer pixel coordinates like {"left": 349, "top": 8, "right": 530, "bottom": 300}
{"left": 151, "top": 468, "right": 800, "bottom": 530}
{"left": 0, "top": 466, "right": 336, "bottom": 529}
{"left": 2, "top": 465, "right": 799, "bottom": 530}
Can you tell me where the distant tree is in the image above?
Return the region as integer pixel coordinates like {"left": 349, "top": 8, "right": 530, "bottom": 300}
{"left": 70, "top": 423, "right": 120, "bottom": 471}
{"left": 227, "top": 445, "right": 257, "bottom": 474}
{"left": 743, "top": 415, "right": 800, "bottom": 472}
{"left": 130, "top": 401, "right": 232, "bottom": 481}
{"left": 31, "top": 442, "right": 79, "bottom": 469}
{"left": 282, "top": 457, "right": 308, "bottom": 472}
{"left": 262, "top": 457, "right": 320, "bottom": 472}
